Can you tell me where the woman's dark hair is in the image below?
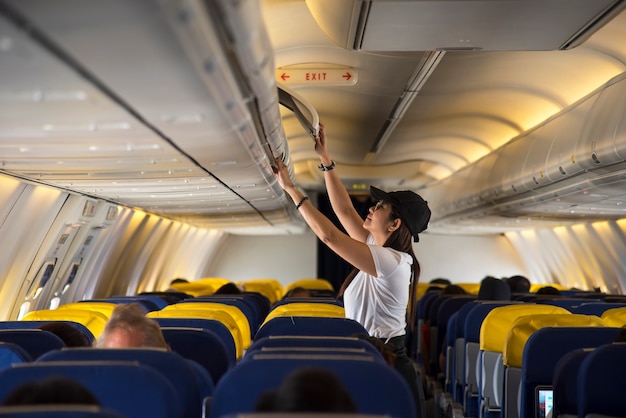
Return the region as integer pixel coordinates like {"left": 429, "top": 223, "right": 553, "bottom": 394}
{"left": 254, "top": 367, "right": 356, "bottom": 412}
{"left": 2, "top": 377, "right": 100, "bottom": 406}
{"left": 38, "top": 322, "right": 90, "bottom": 347}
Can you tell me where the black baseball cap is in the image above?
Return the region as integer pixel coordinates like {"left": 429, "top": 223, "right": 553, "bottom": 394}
{"left": 370, "top": 186, "right": 431, "bottom": 242}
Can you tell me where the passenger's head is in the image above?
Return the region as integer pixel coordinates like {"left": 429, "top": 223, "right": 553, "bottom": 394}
{"left": 214, "top": 282, "right": 242, "bottom": 295}
{"left": 96, "top": 303, "right": 167, "bottom": 349}
{"left": 170, "top": 278, "right": 188, "bottom": 286}
{"left": 285, "top": 287, "right": 311, "bottom": 298}
{"left": 369, "top": 186, "right": 431, "bottom": 244}
{"left": 441, "top": 284, "right": 468, "bottom": 295}
{"left": 505, "top": 275, "right": 531, "bottom": 293}
{"left": 37, "top": 322, "right": 91, "bottom": 347}
{"left": 2, "top": 377, "right": 99, "bottom": 406}
{"left": 254, "top": 367, "right": 357, "bottom": 413}
{"left": 477, "top": 276, "right": 511, "bottom": 301}
{"left": 535, "top": 286, "right": 561, "bottom": 296}
{"left": 430, "top": 278, "right": 452, "bottom": 286}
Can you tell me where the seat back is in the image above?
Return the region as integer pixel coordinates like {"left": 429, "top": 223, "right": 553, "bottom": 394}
{"left": 503, "top": 316, "right": 615, "bottom": 418}
{"left": 83, "top": 297, "right": 161, "bottom": 312}
{"left": 245, "top": 335, "right": 386, "bottom": 363}
{"left": 461, "top": 301, "right": 515, "bottom": 417}
{"left": 148, "top": 309, "right": 244, "bottom": 358}
{"left": 37, "top": 348, "right": 208, "bottom": 418}
{"left": 262, "top": 303, "right": 345, "bottom": 325}
{"left": 0, "top": 321, "right": 94, "bottom": 345}
{"left": 210, "top": 355, "right": 415, "bottom": 418}
{"left": 255, "top": 316, "right": 368, "bottom": 340}
{"left": 600, "top": 306, "right": 626, "bottom": 326}
{"left": 0, "top": 329, "right": 65, "bottom": 360}
{"left": 0, "top": 406, "right": 126, "bottom": 418}
{"left": 161, "top": 302, "right": 251, "bottom": 349}
{"left": 570, "top": 302, "right": 626, "bottom": 316}
{"left": 0, "top": 342, "right": 32, "bottom": 368}
{"left": 161, "top": 326, "right": 231, "bottom": 383}
{"left": 21, "top": 310, "right": 108, "bottom": 339}
{"left": 0, "top": 362, "right": 179, "bottom": 418}
{"left": 433, "top": 295, "right": 476, "bottom": 376}
{"left": 478, "top": 305, "right": 570, "bottom": 417}
{"left": 578, "top": 344, "right": 626, "bottom": 418}
{"left": 239, "top": 279, "right": 283, "bottom": 305}
{"left": 552, "top": 348, "right": 593, "bottom": 418}
{"left": 152, "top": 317, "right": 236, "bottom": 366}
{"left": 183, "top": 296, "right": 264, "bottom": 333}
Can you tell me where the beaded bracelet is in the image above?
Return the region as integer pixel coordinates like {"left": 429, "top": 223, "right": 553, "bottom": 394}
{"left": 296, "top": 196, "right": 309, "bottom": 210}
{"left": 317, "top": 161, "right": 336, "bottom": 171}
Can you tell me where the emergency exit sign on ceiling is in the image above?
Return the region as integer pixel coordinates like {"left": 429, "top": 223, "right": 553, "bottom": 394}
{"left": 276, "top": 68, "right": 358, "bottom": 86}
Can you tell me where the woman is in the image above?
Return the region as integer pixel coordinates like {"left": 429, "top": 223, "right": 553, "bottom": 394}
{"left": 273, "top": 122, "right": 431, "bottom": 407}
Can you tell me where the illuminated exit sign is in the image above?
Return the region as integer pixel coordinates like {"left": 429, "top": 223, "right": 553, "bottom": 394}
{"left": 276, "top": 68, "right": 358, "bottom": 86}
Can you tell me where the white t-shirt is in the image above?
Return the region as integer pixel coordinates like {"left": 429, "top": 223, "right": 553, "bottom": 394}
{"left": 343, "top": 235, "right": 413, "bottom": 339}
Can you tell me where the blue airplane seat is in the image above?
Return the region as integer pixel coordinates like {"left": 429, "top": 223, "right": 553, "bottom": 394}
{"left": 520, "top": 327, "right": 621, "bottom": 418}
{"left": 152, "top": 317, "right": 236, "bottom": 367}
{"left": 570, "top": 302, "right": 626, "bottom": 316}
{"left": 82, "top": 297, "right": 161, "bottom": 312}
{"left": 552, "top": 348, "right": 593, "bottom": 418}
{"left": 0, "top": 329, "right": 65, "bottom": 360}
{"left": 244, "top": 335, "right": 386, "bottom": 363}
{"left": 0, "top": 342, "right": 32, "bottom": 369}
{"left": 161, "top": 327, "right": 230, "bottom": 383}
{"left": 177, "top": 298, "right": 259, "bottom": 335}
{"left": 578, "top": 343, "right": 626, "bottom": 418}
{"left": 0, "top": 321, "right": 95, "bottom": 345}
{"left": 534, "top": 298, "right": 600, "bottom": 310}
{"left": 431, "top": 295, "right": 476, "bottom": 376}
{"left": 0, "top": 361, "right": 179, "bottom": 418}
{"left": 37, "top": 348, "right": 208, "bottom": 418}
{"left": 0, "top": 406, "right": 127, "bottom": 418}
{"left": 452, "top": 300, "right": 480, "bottom": 403}
{"left": 210, "top": 354, "right": 416, "bottom": 418}
{"left": 254, "top": 316, "right": 368, "bottom": 340}
{"left": 462, "top": 302, "right": 515, "bottom": 418}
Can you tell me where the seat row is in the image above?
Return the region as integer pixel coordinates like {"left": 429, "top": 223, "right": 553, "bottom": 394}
{"left": 417, "top": 292, "right": 626, "bottom": 418}
{"left": 0, "top": 315, "right": 415, "bottom": 418}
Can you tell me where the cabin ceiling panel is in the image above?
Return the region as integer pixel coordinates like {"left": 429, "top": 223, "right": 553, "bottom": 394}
{"left": 0, "top": 0, "right": 296, "bottom": 231}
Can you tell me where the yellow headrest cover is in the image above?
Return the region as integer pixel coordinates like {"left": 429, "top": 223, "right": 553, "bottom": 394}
{"left": 503, "top": 313, "right": 606, "bottom": 367}
{"left": 601, "top": 307, "right": 626, "bottom": 327}
{"left": 479, "top": 304, "right": 570, "bottom": 352}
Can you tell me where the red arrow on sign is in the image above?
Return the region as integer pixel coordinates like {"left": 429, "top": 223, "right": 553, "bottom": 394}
{"left": 281, "top": 73, "right": 290, "bottom": 81}
{"left": 342, "top": 72, "right": 352, "bottom": 80}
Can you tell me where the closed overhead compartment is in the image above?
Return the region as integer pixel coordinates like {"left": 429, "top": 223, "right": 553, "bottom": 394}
{"left": 575, "top": 74, "right": 626, "bottom": 169}
{"left": 521, "top": 124, "right": 559, "bottom": 191}
{"left": 545, "top": 92, "right": 600, "bottom": 181}
{"left": 489, "top": 136, "right": 533, "bottom": 200}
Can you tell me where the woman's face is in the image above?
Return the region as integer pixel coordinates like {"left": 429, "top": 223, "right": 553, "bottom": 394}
{"left": 364, "top": 200, "right": 399, "bottom": 236}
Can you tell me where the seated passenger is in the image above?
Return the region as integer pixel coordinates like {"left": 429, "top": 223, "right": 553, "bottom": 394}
{"left": 38, "top": 321, "right": 91, "bottom": 347}
{"left": 214, "top": 282, "right": 243, "bottom": 295}
{"left": 2, "top": 376, "right": 99, "bottom": 406}
{"left": 284, "top": 287, "right": 311, "bottom": 298}
{"left": 505, "top": 274, "right": 531, "bottom": 294}
{"left": 96, "top": 303, "right": 168, "bottom": 349}
{"left": 477, "top": 276, "right": 511, "bottom": 300}
{"left": 535, "top": 285, "right": 562, "bottom": 296}
{"left": 254, "top": 367, "right": 356, "bottom": 413}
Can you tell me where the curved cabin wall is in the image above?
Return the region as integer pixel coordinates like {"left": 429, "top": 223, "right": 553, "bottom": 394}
{"left": 507, "top": 219, "right": 626, "bottom": 293}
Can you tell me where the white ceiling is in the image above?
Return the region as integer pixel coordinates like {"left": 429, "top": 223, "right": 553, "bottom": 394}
{"left": 1, "top": 0, "right": 626, "bottom": 234}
